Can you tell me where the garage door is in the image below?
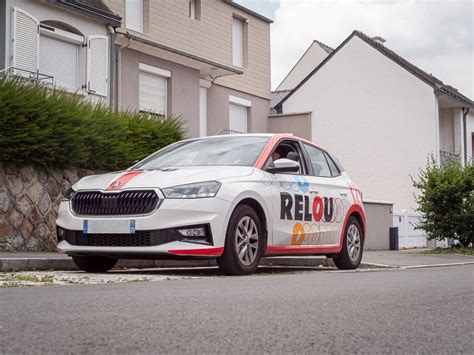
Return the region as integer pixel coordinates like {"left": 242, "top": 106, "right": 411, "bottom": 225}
{"left": 40, "top": 34, "right": 78, "bottom": 89}
{"left": 229, "top": 103, "right": 248, "bottom": 133}
{"left": 139, "top": 70, "right": 167, "bottom": 115}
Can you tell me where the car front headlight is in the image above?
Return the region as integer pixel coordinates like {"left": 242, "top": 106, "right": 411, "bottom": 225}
{"left": 62, "top": 187, "right": 76, "bottom": 201}
{"left": 162, "top": 181, "right": 221, "bottom": 199}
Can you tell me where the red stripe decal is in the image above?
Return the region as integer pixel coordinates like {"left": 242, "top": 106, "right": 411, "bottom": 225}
{"left": 266, "top": 245, "right": 341, "bottom": 255}
{"left": 168, "top": 247, "right": 224, "bottom": 257}
{"left": 105, "top": 171, "right": 143, "bottom": 191}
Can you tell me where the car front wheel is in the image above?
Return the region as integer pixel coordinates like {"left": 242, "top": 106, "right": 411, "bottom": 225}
{"left": 333, "top": 216, "right": 363, "bottom": 270}
{"left": 217, "top": 205, "right": 263, "bottom": 275}
{"left": 72, "top": 256, "right": 118, "bottom": 273}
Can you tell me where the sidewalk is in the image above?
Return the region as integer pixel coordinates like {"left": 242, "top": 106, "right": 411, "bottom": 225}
{"left": 1, "top": 250, "right": 473, "bottom": 272}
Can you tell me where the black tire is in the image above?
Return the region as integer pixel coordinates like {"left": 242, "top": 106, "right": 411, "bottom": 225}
{"left": 333, "top": 216, "right": 364, "bottom": 270}
{"left": 217, "top": 204, "right": 264, "bottom": 275}
{"left": 72, "top": 256, "right": 117, "bottom": 273}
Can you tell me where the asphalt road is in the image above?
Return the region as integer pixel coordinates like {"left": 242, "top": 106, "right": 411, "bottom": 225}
{"left": 1, "top": 266, "right": 473, "bottom": 354}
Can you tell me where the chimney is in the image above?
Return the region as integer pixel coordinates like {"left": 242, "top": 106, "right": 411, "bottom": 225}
{"left": 371, "top": 36, "right": 386, "bottom": 44}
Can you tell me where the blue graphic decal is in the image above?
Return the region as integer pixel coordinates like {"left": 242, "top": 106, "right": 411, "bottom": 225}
{"left": 295, "top": 176, "right": 309, "bottom": 193}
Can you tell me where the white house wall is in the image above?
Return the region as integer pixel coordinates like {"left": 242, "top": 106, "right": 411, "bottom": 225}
{"left": 439, "top": 108, "right": 455, "bottom": 153}
{"left": 283, "top": 35, "right": 439, "bottom": 213}
{"left": 276, "top": 42, "right": 330, "bottom": 91}
{"left": 468, "top": 112, "right": 474, "bottom": 162}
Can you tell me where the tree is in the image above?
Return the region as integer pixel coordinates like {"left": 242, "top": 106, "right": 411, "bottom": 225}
{"left": 412, "top": 156, "right": 474, "bottom": 247}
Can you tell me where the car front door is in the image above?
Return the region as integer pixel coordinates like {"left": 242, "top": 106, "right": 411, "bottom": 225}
{"left": 264, "top": 140, "right": 313, "bottom": 246}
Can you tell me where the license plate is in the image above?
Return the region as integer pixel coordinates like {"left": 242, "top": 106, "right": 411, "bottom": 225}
{"left": 83, "top": 219, "right": 136, "bottom": 234}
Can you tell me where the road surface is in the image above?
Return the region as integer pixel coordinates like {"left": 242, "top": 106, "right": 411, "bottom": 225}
{"left": 1, "top": 266, "right": 473, "bottom": 353}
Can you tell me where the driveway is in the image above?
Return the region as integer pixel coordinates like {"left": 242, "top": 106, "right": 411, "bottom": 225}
{"left": 363, "top": 250, "right": 474, "bottom": 268}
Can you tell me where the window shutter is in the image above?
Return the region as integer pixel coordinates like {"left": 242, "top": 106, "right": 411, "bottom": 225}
{"left": 12, "top": 7, "right": 39, "bottom": 74}
{"left": 40, "top": 35, "right": 79, "bottom": 89}
{"left": 139, "top": 71, "right": 167, "bottom": 115}
{"left": 232, "top": 17, "right": 243, "bottom": 67}
{"left": 229, "top": 103, "right": 248, "bottom": 133}
{"left": 86, "top": 35, "right": 108, "bottom": 97}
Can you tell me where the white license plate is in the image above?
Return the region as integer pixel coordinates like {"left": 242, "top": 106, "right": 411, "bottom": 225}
{"left": 83, "top": 219, "right": 136, "bottom": 234}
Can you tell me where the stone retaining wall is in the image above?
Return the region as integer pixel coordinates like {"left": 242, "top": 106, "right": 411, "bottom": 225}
{"left": 0, "top": 164, "right": 95, "bottom": 251}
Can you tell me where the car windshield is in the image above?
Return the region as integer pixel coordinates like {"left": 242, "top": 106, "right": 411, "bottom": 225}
{"left": 133, "top": 136, "right": 270, "bottom": 169}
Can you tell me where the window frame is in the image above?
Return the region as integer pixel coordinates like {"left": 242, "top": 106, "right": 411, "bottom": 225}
{"left": 302, "top": 143, "right": 335, "bottom": 178}
{"left": 125, "top": 0, "right": 144, "bottom": 33}
{"left": 263, "top": 139, "right": 310, "bottom": 176}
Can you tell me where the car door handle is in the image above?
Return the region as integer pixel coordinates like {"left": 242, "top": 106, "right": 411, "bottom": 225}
{"left": 309, "top": 189, "right": 319, "bottom": 194}
{"left": 340, "top": 192, "right": 348, "bottom": 196}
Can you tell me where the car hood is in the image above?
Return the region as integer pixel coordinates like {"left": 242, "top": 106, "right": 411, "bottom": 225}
{"left": 73, "top": 166, "right": 255, "bottom": 191}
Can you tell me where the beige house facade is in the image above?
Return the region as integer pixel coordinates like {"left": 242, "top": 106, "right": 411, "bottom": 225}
{"left": 104, "top": 0, "right": 272, "bottom": 138}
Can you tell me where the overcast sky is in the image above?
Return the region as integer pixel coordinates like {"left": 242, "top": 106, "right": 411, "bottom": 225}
{"left": 235, "top": 0, "right": 473, "bottom": 98}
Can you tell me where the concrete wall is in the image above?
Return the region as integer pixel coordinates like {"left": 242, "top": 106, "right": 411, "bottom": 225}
{"left": 439, "top": 108, "right": 455, "bottom": 153}
{"left": 207, "top": 84, "right": 270, "bottom": 135}
{"left": 267, "top": 112, "right": 312, "bottom": 140}
{"left": 283, "top": 36, "right": 439, "bottom": 213}
{"left": 119, "top": 48, "right": 201, "bottom": 138}
{"left": 363, "top": 201, "right": 393, "bottom": 250}
{"left": 106, "top": 0, "right": 271, "bottom": 99}
{"left": 276, "top": 41, "right": 330, "bottom": 91}
{"left": 467, "top": 112, "right": 474, "bottom": 162}
{"left": 0, "top": 1, "right": 6, "bottom": 70}
{"left": 119, "top": 49, "right": 270, "bottom": 138}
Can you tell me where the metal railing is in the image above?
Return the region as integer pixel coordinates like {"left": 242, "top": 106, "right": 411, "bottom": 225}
{"left": 0, "top": 67, "right": 54, "bottom": 86}
{"left": 215, "top": 128, "right": 244, "bottom": 135}
{"left": 439, "top": 150, "right": 460, "bottom": 166}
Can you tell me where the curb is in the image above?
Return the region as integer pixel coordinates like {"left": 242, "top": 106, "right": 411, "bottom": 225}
{"left": 0, "top": 256, "right": 335, "bottom": 272}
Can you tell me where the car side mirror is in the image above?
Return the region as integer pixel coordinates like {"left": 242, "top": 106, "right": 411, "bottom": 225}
{"left": 266, "top": 158, "right": 300, "bottom": 174}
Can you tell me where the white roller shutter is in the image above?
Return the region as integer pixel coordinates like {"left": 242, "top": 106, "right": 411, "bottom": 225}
{"left": 229, "top": 103, "right": 248, "bottom": 133}
{"left": 87, "top": 35, "right": 108, "bottom": 96}
{"left": 139, "top": 68, "right": 168, "bottom": 115}
{"left": 40, "top": 35, "right": 78, "bottom": 89}
{"left": 232, "top": 17, "right": 243, "bottom": 67}
{"left": 12, "top": 7, "right": 39, "bottom": 74}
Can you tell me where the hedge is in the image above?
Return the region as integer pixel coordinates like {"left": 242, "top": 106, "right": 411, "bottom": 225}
{"left": 0, "top": 78, "right": 185, "bottom": 170}
{"left": 413, "top": 156, "right": 474, "bottom": 247}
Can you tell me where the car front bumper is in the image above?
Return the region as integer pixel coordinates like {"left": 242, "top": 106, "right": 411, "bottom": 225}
{"left": 56, "top": 196, "right": 234, "bottom": 258}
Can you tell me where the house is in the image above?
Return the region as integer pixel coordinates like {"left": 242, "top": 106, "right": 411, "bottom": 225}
{"left": 271, "top": 30, "right": 474, "bottom": 215}
{"left": 0, "top": 0, "right": 121, "bottom": 104}
{"left": 104, "top": 0, "right": 272, "bottom": 137}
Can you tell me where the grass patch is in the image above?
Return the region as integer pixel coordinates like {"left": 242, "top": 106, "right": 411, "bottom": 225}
{"left": 422, "top": 247, "right": 473, "bottom": 256}
{"left": 0, "top": 273, "right": 55, "bottom": 286}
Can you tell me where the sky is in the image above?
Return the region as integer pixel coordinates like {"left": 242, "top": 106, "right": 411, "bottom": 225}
{"left": 235, "top": 0, "right": 473, "bottom": 98}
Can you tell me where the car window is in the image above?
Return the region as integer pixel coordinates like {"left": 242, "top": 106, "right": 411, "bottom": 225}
{"left": 133, "top": 136, "right": 270, "bottom": 169}
{"left": 303, "top": 144, "right": 332, "bottom": 177}
{"left": 324, "top": 152, "right": 341, "bottom": 176}
{"left": 265, "top": 140, "right": 306, "bottom": 175}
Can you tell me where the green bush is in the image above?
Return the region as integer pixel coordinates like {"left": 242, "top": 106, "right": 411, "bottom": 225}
{"left": 413, "top": 156, "right": 474, "bottom": 247}
{"left": 0, "top": 78, "right": 185, "bottom": 170}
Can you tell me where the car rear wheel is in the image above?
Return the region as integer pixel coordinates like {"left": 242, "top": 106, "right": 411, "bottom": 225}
{"left": 333, "top": 216, "right": 363, "bottom": 270}
{"left": 217, "top": 204, "right": 263, "bottom": 275}
{"left": 72, "top": 256, "right": 117, "bottom": 273}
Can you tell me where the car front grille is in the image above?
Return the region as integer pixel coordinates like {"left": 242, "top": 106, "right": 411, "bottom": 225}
{"left": 63, "top": 229, "right": 181, "bottom": 247}
{"left": 71, "top": 190, "right": 159, "bottom": 216}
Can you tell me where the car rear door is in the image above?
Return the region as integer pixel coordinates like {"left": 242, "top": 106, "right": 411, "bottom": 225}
{"left": 298, "top": 143, "right": 350, "bottom": 247}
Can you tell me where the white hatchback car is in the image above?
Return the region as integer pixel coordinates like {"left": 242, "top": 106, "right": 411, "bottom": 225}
{"left": 57, "top": 134, "right": 365, "bottom": 275}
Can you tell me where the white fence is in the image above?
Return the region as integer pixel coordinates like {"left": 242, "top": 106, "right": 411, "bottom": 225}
{"left": 393, "top": 212, "right": 427, "bottom": 249}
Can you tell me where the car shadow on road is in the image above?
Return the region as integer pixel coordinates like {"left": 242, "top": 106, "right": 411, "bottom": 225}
{"left": 108, "top": 265, "right": 337, "bottom": 278}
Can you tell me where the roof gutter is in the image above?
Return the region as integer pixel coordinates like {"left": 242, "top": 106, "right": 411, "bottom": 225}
{"left": 51, "top": 0, "right": 121, "bottom": 27}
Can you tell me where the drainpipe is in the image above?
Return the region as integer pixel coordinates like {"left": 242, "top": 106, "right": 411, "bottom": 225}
{"left": 462, "top": 107, "right": 470, "bottom": 165}
{"left": 106, "top": 25, "right": 115, "bottom": 108}
{"left": 117, "top": 37, "right": 133, "bottom": 110}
